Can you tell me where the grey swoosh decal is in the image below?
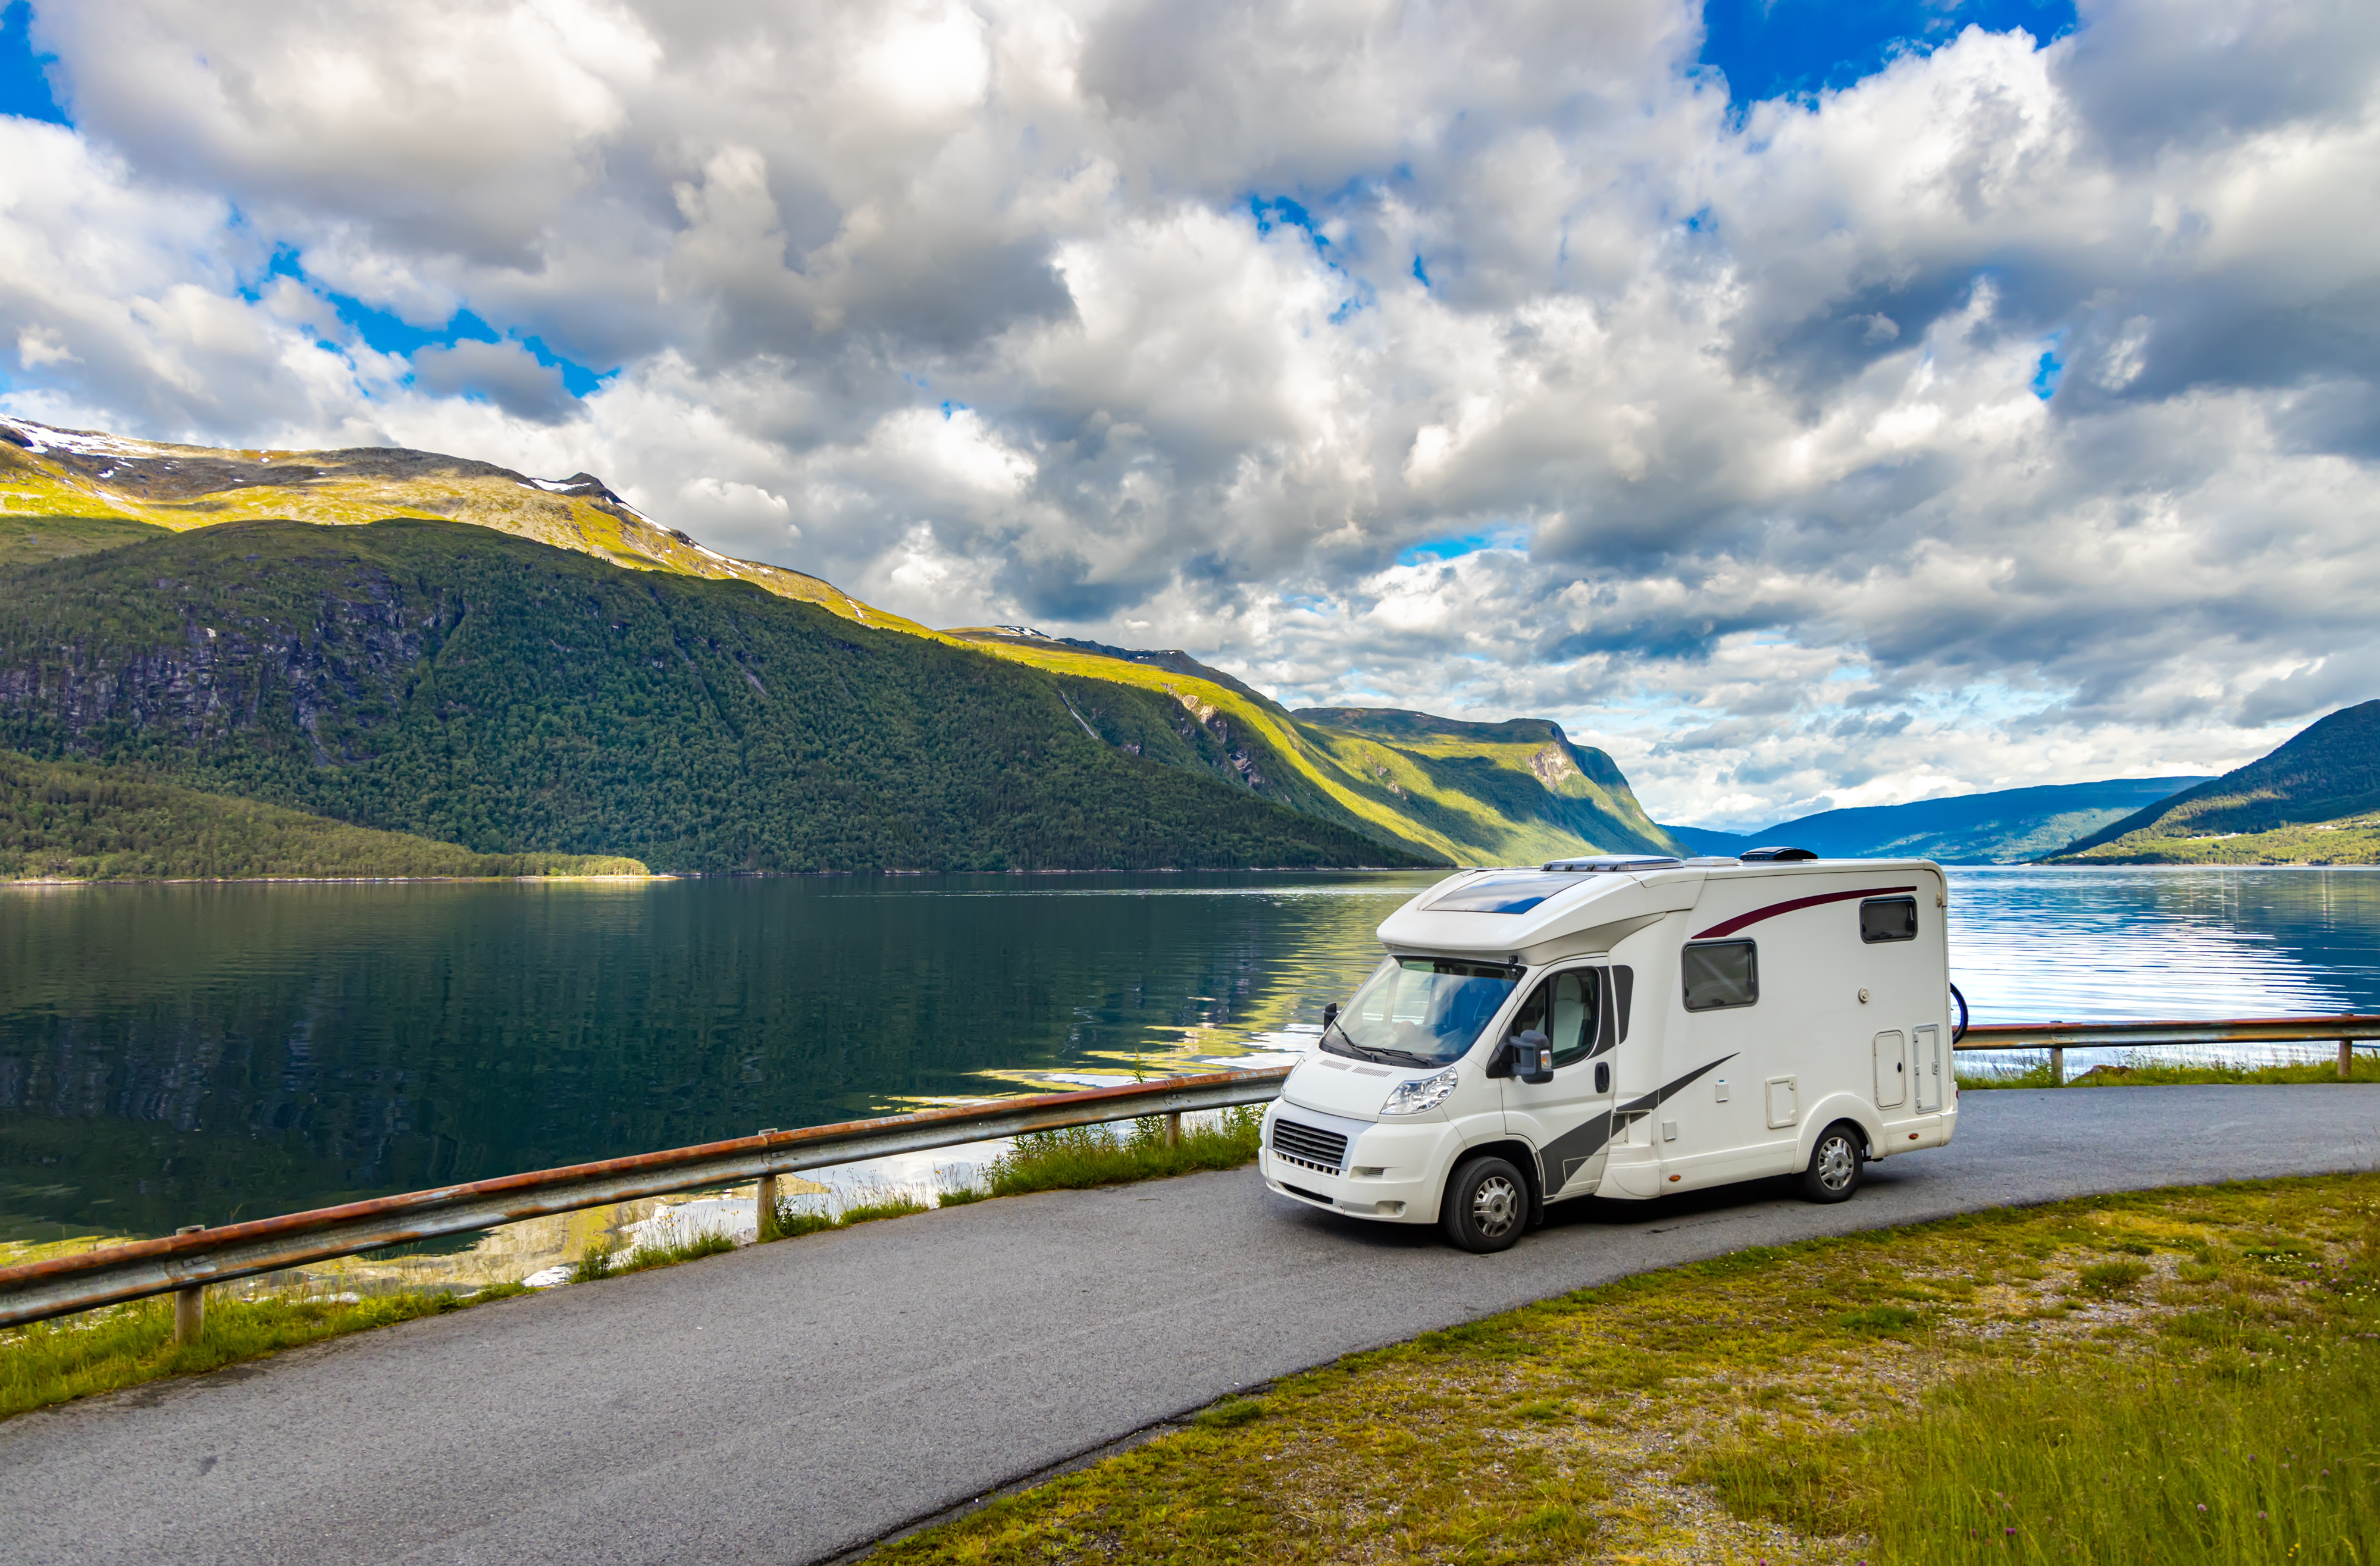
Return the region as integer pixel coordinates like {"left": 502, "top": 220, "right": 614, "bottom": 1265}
{"left": 1534, "top": 1053, "right": 1737, "bottom": 1192}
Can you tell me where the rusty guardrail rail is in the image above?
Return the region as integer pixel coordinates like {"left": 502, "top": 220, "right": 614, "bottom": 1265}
{"left": 0, "top": 1066, "right": 1291, "bottom": 1332}
{"left": 4, "top": 1013, "right": 2376, "bottom": 1334}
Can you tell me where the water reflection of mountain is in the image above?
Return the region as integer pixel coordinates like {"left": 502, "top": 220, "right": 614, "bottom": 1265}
{"left": 0, "top": 875, "right": 1433, "bottom": 1241}
{"left": 1949, "top": 868, "right": 2380, "bottom": 1023}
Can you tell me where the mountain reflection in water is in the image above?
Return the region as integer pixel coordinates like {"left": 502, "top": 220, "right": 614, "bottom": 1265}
{"left": 4, "top": 866, "right": 2379, "bottom": 1242}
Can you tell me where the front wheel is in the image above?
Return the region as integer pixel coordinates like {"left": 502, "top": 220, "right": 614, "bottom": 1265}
{"left": 1799, "top": 1123, "right": 1865, "bottom": 1204}
{"left": 1441, "top": 1155, "right": 1529, "bottom": 1253}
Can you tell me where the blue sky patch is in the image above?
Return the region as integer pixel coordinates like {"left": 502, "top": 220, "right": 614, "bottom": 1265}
{"left": 1249, "top": 195, "right": 1325, "bottom": 246}
{"left": 1396, "top": 532, "right": 1520, "bottom": 567}
{"left": 0, "top": 1, "right": 67, "bottom": 124}
{"left": 2031, "top": 347, "right": 2064, "bottom": 400}
{"left": 1698, "top": 0, "right": 2074, "bottom": 104}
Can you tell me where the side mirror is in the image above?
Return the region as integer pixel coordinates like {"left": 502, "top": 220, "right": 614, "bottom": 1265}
{"left": 1515, "top": 1029, "right": 1554, "bottom": 1085}
{"left": 1322, "top": 1003, "right": 1339, "bottom": 1029}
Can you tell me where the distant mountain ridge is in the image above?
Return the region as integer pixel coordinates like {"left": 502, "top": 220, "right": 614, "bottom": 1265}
{"left": 1666, "top": 775, "right": 2210, "bottom": 864}
{"left": 0, "top": 417, "right": 1686, "bottom": 869}
{"left": 2052, "top": 701, "right": 2380, "bottom": 865}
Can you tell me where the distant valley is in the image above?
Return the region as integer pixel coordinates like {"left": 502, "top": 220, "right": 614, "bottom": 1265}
{"left": 1668, "top": 776, "right": 2210, "bottom": 865}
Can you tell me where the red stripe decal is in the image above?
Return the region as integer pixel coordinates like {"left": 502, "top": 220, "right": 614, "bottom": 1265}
{"left": 1693, "top": 885, "right": 1918, "bottom": 941}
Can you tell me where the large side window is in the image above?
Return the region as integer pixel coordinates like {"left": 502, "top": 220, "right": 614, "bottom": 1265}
{"left": 1681, "top": 941, "right": 1758, "bottom": 1011}
{"left": 1506, "top": 969, "right": 1603, "bottom": 1067}
{"left": 1860, "top": 896, "right": 1918, "bottom": 944}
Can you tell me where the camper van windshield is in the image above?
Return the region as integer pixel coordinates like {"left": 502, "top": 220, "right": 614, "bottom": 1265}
{"left": 1329, "top": 957, "right": 1521, "bottom": 1067}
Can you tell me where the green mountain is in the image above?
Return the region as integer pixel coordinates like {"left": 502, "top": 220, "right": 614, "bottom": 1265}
{"left": 0, "top": 415, "right": 1681, "bottom": 869}
{"left": 1, "top": 748, "right": 645, "bottom": 880}
{"left": 1669, "top": 776, "right": 2209, "bottom": 864}
{"left": 2051, "top": 701, "right": 2380, "bottom": 864}
{"left": 0, "top": 520, "right": 1424, "bottom": 872}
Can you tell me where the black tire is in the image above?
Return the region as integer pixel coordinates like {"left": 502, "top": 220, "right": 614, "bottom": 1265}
{"left": 1441, "top": 1155, "right": 1529, "bottom": 1253}
{"left": 1799, "top": 1122, "right": 1865, "bottom": 1203}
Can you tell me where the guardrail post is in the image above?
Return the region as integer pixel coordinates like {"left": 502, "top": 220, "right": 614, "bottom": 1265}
{"left": 2049, "top": 1047, "right": 2065, "bottom": 1087}
{"left": 2344, "top": 1040, "right": 2355, "bottom": 1081}
{"left": 1164, "top": 1111, "right": 1182, "bottom": 1149}
{"left": 755, "top": 1133, "right": 780, "bottom": 1242}
{"left": 171, "top": 1225, "right": 204, "bottom": 1345}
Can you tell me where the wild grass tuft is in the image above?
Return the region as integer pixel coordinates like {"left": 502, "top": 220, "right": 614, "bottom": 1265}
{"left": 609, "top": 1228, "right": 736, "bottom": 1276}
{"left": 0, "top": 1283, "right": 523, "bottom": 1421}
{"left": 981, "top": 1107, "right": 1264, "bottom": 1197}
{"left": 839, "top": 1196, "right": 930, "bottom": 1226}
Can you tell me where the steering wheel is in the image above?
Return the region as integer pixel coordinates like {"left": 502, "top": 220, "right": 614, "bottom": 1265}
{"left": 1949, "top": 982, "right": 1970, "bottom": 1044}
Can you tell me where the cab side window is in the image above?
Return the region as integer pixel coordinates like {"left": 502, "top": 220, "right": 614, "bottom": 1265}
{"left": 1682, "top": 941, "right": 1758, "bottom": 1011}
{"left": 1507, "top": 969, "right": 1603, "bottom": 1067}
{"left": 1860, "top": 896, "right": 1918, "bottom": 943}
{"left": 1546, "top": 969, "right": 1601, "bottom": 1067}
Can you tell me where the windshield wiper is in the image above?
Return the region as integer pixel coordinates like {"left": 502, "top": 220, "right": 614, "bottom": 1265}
{"left": 1319, "top": 1019, "right": 1380, "bottom": 1063}
{"left": 1320, "top": 1017, "right": 1436, "bottom": 1070}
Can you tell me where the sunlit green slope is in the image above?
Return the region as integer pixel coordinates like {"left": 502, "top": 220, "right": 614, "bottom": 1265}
{"left": 2050, "top": 700, "right": 2380, "bottom": 865}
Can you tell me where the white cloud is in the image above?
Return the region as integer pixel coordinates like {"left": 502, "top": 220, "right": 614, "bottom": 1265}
{"left": 4, "top": 0, "right": 2377, "bottom": 822}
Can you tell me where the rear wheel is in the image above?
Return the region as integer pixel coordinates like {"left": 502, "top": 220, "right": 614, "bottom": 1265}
{"left": 1799, "top": 1123, "right": 1865, "bottom": 1203}
{"left": 1442, "top": 1155, "right": 1529, "bottom": 1252}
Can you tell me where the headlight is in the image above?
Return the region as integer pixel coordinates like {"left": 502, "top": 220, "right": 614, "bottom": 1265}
{"left": 1380, "top": 1065, "right": 1460, "bottom": 1117}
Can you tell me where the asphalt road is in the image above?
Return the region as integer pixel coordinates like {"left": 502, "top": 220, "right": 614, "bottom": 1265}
{"left": 7, "top": 1086, "right": 2376, "bottom": 1565}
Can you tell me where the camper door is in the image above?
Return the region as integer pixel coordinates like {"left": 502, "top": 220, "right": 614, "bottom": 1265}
{"left": 1499, "top": 966, "right": 1621, "bottom": 1198}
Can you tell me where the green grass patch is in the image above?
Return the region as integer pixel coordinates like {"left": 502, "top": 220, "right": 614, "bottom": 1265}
{"left": 875, "top": 1174, "right": 2380, "bottom": 1565}
{"left": 0, "top": 1283, "right": 527, "bottom": 1421}
{"left": 979, "top": 1108, "right": 1264, "bottom": 1197}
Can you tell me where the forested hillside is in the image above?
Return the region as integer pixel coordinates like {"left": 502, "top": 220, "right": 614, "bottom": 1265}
{"left": 0, "top": 416, "right": 1681, "bottom": 869}
{"left": 0, "top": 521, "right": 1424, "bottom": 872}
{"left": 1, "top": 748, "right": 645, "bottom": 879}
{"left": 2052, "top": 701, "right": 2380, "bottom": 864}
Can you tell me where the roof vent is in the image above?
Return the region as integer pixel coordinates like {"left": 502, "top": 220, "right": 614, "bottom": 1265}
{"left": 1737, "top": 846, "right": 1818, "bottom": 862}
{"left": 1542, "top": 855, "right": 1684, "bottom": 872}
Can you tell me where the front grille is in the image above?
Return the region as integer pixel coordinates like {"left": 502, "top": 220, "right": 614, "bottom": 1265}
{"left": 1272, "top": 1117, "right": 1349, "bottom": 1171}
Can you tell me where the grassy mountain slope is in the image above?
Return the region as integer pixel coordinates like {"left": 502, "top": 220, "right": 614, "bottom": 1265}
{"left": 1671, "top": 776, "right": 2210, "bottom": 864}
{"left": 2, "top": 416, "right": 1670, "bottom": 867}
{"left": 2052, "top": 701, "right": 2380, "bottom": 864}
{"left": 1291, "top": 707, "right": 1681, "bottom": 864}
{"left": 1, "top": 748, "right": 645, "bottom": 880}
{"left": 0, "top": 520, "right": 1425, "bottom": 872}
{"left": 0, "top": 416, "right": 937, "bottom": 637}
{"left": 949, "top": 631, "right": 1679, "bottom": 864}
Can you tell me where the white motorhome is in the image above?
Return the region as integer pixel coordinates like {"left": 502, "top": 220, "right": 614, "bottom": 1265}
{"left": 1259, "top": 851, "right": 1962, "bottom": 1251}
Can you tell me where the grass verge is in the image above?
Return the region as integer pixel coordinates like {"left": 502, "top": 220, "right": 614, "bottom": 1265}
{"left": 0, "top": 1283, "right": 528, "bottom": 1421}
{"left": 870, "top": 1173, "right": 2380, "bottom": 1565}
{"left": 1961, "top": 1051, "right": 2380, "bottom": 1089}
{"left": 979, "top": 1108, "right": 1265, "bottom": 1197}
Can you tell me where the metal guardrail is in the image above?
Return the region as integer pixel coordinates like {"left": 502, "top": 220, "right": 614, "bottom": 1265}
{"left": 0, "top": 1066, "right": 1290, "bottom": 1331}
{"left": 1959, "top": 1013, "right": 2380, "bottom": 1086}
{"left": 1957, "top": 1014, "right": 2380, "bottom": 1051}
{"left": 4, "top": 1011, "right": 2375, "bottom": 1332}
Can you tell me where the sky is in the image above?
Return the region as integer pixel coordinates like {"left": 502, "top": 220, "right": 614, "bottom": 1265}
{"left": 2, "top": 0, "right": 2375, "bottom": 830}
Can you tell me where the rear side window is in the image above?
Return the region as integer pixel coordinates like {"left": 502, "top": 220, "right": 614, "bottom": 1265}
{"left": 1861, "top": 897, "right": 1918, "bottom": 944}
{"left": 1681, "top": 941, "right": 1758, "bottom": 1011}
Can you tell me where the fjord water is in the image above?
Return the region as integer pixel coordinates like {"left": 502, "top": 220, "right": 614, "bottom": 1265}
{"left": 4, "top": 866, "right": 2378, "bottom": 1243}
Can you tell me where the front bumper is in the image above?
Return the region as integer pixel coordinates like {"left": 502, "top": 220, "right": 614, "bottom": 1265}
{"left": 1258, "top": 1107, "right": 1460, "bottom": 1224}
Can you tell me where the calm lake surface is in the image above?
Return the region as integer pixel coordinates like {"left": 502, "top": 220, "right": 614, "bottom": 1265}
{"left": 5, "top": 866, "right": 2378, "bottom": 1243}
